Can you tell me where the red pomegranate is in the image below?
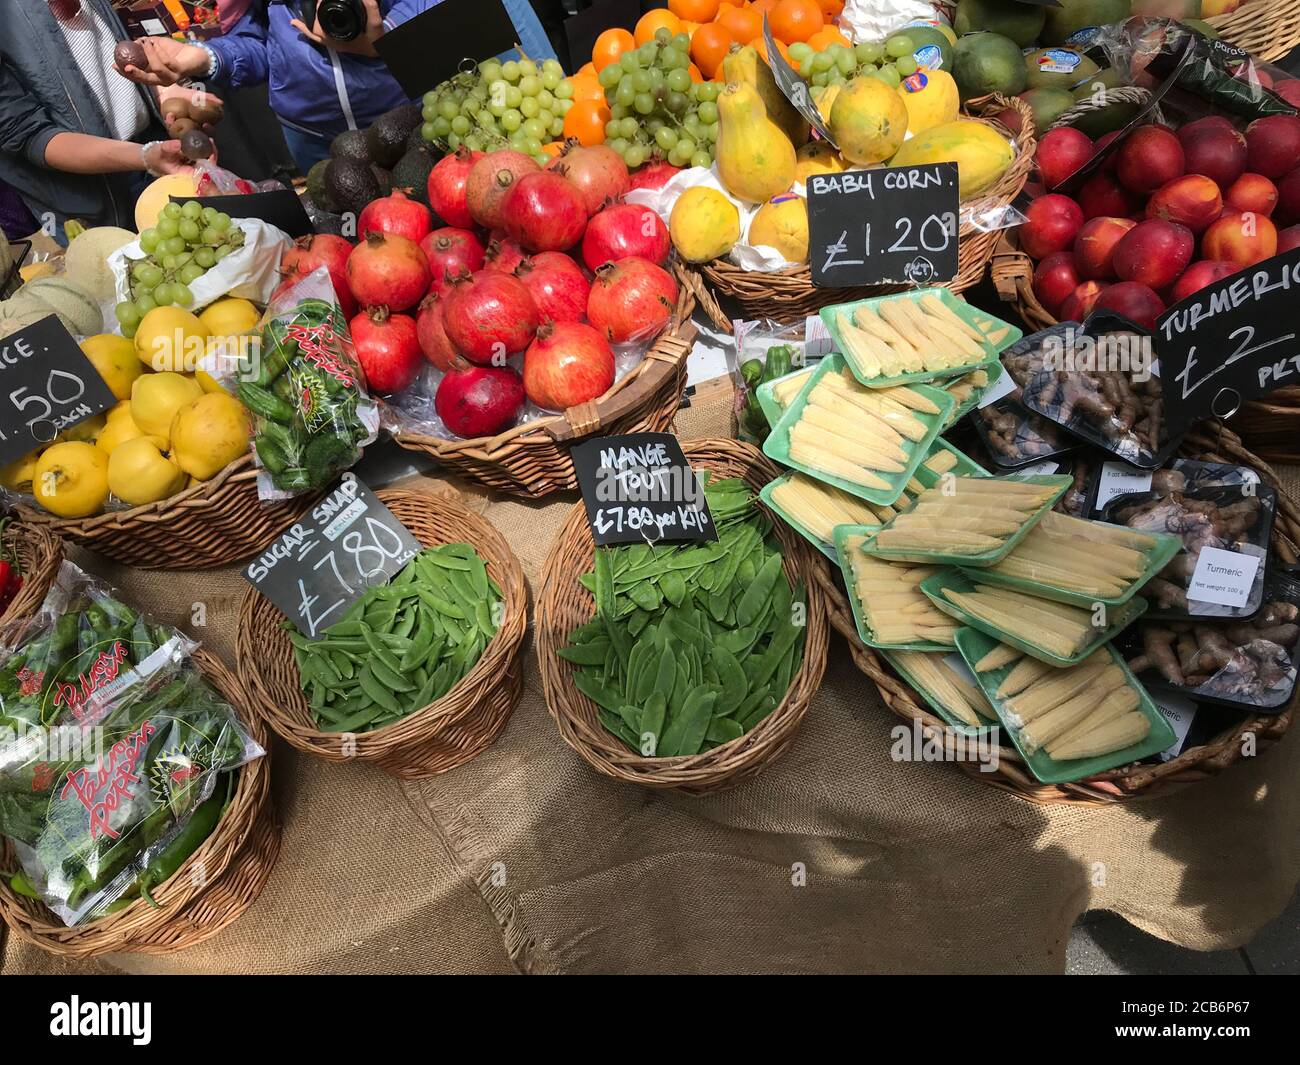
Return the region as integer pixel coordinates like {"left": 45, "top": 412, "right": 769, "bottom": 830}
{"left": 441, "top": 270, "right": 539, "bottom": 364}
{"left": 503, "top": 171, "right": 588, "bottom": 252}
{"left": 345, "top": 231, "right": 431, "bottom": 313}
{"left": 627, "top": 161, "right": 681, "bottom": 192}
{"left": 587, "top": 257, "right": 678, "bottom": 344}
{"left": 357, "top": 189, "right": 432, "bottom": 244}
{"left": 415, "top": 294, "right": 468, "bottom": 373}
{"left": 523, "top": 321, "right": 615, "bottom": 411}
{"left": 420, "top": 227, "right": 486, "bottom": 294}
{"left": 426, "top": 147, "right": 482, "bottom": 230}
{"left": 281, "top": 233, "right": 356, "bottom": 317}
{"left": 466, "top": 150, "right": 541, "bottom": 230}
{"left": 349, "top": 307, "right": 423, "bottom": 394}
{"left": 581, "top": 203, "right": 670, "bottom": 270}
{"left": 436, "top": 365, "right": 526, "bottom": 437}
{"left": 484, "top": 231, "right": 528, "bottom": 274}
{"left": 546, "top": 142, "right": 630, "bottom": 216}
{"left": 515, "top": 253, "right": 590, "bottom": 324}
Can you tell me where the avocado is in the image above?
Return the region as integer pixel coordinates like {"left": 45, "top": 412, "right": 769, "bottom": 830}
{"left": 366, "top": 103, "right": 424, "bottom": 169}
{"left": 324, "top": 157, "right": 381, "bottom": 215}
{"left": 952, "top": 32, "right": 1028, "bottom": 101}
{"left": 1025, "top": 47, "right": 1101, "bottom": 92}
{"left": 391, "top": 144, "right": 440, "bottom": 205}
{"left": 305, "top": 158, "right": 339, "bottom": 213}
{"left": 405, "top": 121, "right": 428, "bottom": 153}
{"left": 371, "top": 166, "right": 393, "bottom": 198}
{"left": 330, "top": 128, "right": 372, "bottom": 164}
{"left": 954, "top": 0, "right": 1046, "bottom": 47}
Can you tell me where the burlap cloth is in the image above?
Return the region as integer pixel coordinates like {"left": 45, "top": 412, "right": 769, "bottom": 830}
{"left": 2, "top": 378, "right": 1297, "bottom": 974}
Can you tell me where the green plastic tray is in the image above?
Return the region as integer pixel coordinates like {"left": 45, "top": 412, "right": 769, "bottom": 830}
{"left": 960, "top": 523, "right": 1183, "bottom": 610}
{"left": 880, "top": 648, "right": 996, "bottom": 737}
{"left": 759, "top": 473, "right": 840, "bottom": 562}
{"left": 834, "top": 526, "right": 954, "bottom": 652}
{"left": 755, "top": 366, "right": 818, "bottom": 431}
{"left": 953, "top": 627, "right": 1176, "bottom": 784}
{"left": 761, "top": 354, "right": 955, "bottom": 507}
{"left": 921, "top": 569, "right": 1148, "bottom": 667}
{"left": 941, "top": 359, "right": 1005, "bottom": 430}
{"left": 818, "top": 287, "right": 1023, "bottom": 390}
{"left": 855, "top": 474, "right": 1072, "bottom": 567}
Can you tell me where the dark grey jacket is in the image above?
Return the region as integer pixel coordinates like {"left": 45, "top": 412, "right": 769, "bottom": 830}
{"left": 0, "top": 0, "right": 167, "bottom": 232}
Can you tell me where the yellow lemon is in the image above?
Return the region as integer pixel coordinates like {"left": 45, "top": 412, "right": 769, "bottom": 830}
{"left": 748, "top": 193, "right": 809, "bottom": 264}
{"left": 33, "top": 442, "right": 109, "bottom": 517}
{"left": 169, "top": 392, "right": 252, "bottom": 480}
{"left": 96, "top": 407, "right": 165, "bottom": 455}
{"left": 131, "top": 372, "right": 203, "bottom": 443}
{"left": 669, "top": 187, "right": 741, "bottom": 263}
{"left": 0, "top": 448, "right": 40, "bottom": 491}
{"left": 134, "top": 306, "right": 209, "bottom": 373}
{"left": 795, "top": 140, "right": 847, "bottom": 183}
{"left": 81, "top": 334, "right": 146, "bottom": 401}
{"left": 198, "top": 297, "right": 260, "bottom": 337}
{"left": 107, "top": 436, "right": 186, "bottom": 506}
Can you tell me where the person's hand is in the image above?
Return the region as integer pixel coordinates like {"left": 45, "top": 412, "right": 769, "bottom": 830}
{"left": 156, "top": 84, "right": 225, "bottom": 132}
{"left": 143, "top": 140, "right": 190, "bottom": 176}
{"left": 119, "top": 37, "right": 210, "bottom": 86}
{"left": 291, "top": 0, "right": 385, "bottom": 57}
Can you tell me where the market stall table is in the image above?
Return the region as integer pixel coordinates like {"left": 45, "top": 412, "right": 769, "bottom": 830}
{"left": 2, "top": 380, "right": 1297, "bottom": 975}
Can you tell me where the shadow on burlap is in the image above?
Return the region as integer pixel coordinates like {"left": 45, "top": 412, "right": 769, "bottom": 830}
{"left": 2, "top": 381, "right": 1297, "bottom": 974}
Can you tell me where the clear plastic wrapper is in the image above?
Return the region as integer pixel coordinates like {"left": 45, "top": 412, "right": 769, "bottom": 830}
{"left": 223, "top": 269, "right": 378, "bottom": 498}
{"left": 973, "top": 399, "right": 1074, "bottom": 469}
{"left": 0, "top": 562, "right": 262, "bottom": 925}
{"left": 731, "top": 318, "right": 815, "bottom": 446}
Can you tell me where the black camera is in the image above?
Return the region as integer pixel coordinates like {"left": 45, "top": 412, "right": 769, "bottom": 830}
{"left": 300, "top": 0, "right": 366, "bottom": 42}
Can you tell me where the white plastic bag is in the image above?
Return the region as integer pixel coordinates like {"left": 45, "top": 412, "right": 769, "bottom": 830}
{"left": 840, "top": 0, "right": 947, "bottom": 44}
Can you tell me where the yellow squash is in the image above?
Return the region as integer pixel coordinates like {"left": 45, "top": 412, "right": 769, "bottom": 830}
{"left": 721, "top": 44, "right": 809, "bottom": 149}
{"left": 715, "top": 83, "right": 797, "bottom": 205}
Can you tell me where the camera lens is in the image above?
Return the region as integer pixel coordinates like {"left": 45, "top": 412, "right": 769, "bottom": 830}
{"left": 316, "top": 0, "right": 364, "bottom": 41}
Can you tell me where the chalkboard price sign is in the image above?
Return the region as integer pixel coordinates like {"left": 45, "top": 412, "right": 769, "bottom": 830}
{"left": 0, "top": 314, "right": 117, "bottom": 466}
{"left": 1155, "top": 246, "right": 1300, "bottom": 436}
{"left": 572, "top": 432, "right": 718, "bottom": 546}
{"left": 806, "top": 163, "right": 960, "bottom": 288}
{"left": 243, "top": 473, "right": 423, "bottom": 637}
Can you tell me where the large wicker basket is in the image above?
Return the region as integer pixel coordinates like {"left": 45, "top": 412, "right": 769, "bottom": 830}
{"left": 1210, "top": 0, "right": 1300, "bottom": 62}
{"left": 691, "top": 93, "right": 1037, "bottom": 329}
{"left": 237, "top": 490, "right": 527, "bottom": 779}
{"left": 393, "top": 279, "right": 696, "bottom": 498}
{"left": 821, "top": 421, "right": 1298, "bottom": 804}
{"left": 0, "top": 518, "right": 63, "bottom": 625}
{"left": 15, "top": 454, "right": 314, "bottom": 570}
{"left": 0, "top": 648, "right": 279, "bottom": 957}
{"left": 537, "top": 439, "right": 830, "bottom": 794}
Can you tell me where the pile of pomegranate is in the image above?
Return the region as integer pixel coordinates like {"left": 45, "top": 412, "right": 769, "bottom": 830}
{"left": 280, "top": 143, "right": 682, "bottom": 440}
{"left": 1020, "top": 113, "right": 1300, "bottom": 330}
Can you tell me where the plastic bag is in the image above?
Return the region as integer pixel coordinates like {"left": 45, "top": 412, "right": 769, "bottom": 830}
{"left": 220, "top": 268, "right": 378, "bottom": 498}
{"left": 730, "top": 318, "right": 819, "bottom": 444}
{"left": 0, "top": 562, "right": 263, "bottom": 925}
{"left": 108, "top": 217, "right": 291, "bottom": 315}
{"left": 840, "top": 0, "right": 946, "bottom": 46}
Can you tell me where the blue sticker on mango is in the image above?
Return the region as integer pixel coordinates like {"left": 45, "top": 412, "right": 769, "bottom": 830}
{"left": 914, "top": 44, "right": 942, "bottom": 71}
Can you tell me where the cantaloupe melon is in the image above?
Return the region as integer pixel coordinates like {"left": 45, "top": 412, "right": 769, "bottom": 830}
{"left": 0, "top": 301, "right": 74, "bottom": 339}
{"left": 134, "top": 172, "right": 199, "bottom": 232}
{"left": 64, "top": 226, "right": 135, "bottom": 300}
{"left": 15, "top": 276, "right": 103, "bottom": 336}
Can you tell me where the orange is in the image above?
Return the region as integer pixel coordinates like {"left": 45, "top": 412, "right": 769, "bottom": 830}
{"left": 563, "top": 99, "right": 610, "bottom": 146}
{"left": 770, "top": 0, "right": 823, "bottom": 42}
{"left": 716, "top": 3, "right": 762, "bottom": 43}
{"left": 592, "top": 28, "right": 635, "bottom": 72}
{"left": 567, "top": 71, "right": 605, "bottom": 104}
{"left": 718, "top": 0, "right": 744, "bottom": 6}
{"left": 679, "top": 20, "right": 701, "bottom": 34}
{"left": 757, "top": 35, "right": 792, "bottom": 67}
{"left": 806, "top": 25, "right": 850, "bottom": 50}
{"left": 688, "top": 61, "right": 704, "bottom": 82}
{"left": 541, "top": 141, "right": 566, "bottom": 159}
{"left": 669, "top": 0, "right": 719, "bottom": 20}
{"left": 690, "top": 21, "right": 734, "bottom": 79}
{"left": 812, "top": 0, "right": 843, "bottom": 16}
{"left": 636, "top": 8, "right": 683, "bottom": 44}
{"left": 578, "top": 62, "right": 596, "bottom": 77}
{"left": 750, "top": 0, "right": 778, "bottom": 15}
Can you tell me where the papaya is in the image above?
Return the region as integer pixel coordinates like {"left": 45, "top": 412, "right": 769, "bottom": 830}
{"left": 829, "top": 77, "right": 909, "bottom": 166}
{"left": 715, "top": 83, "right": 797, "bottom": 205}
{"left": 721, "top": 44, "right": 809, "bottom": 149}
{"left": 795, "top": 140, "right": 846, "bottom": 182}
{"left": 889, "top": 119, "right": 1015, "bottom": 198}
{"left": 748, "top": 193, "right": 809, "bottom": 264}
{"left": 812, "top": 84, "right": 841, "bottom": 127}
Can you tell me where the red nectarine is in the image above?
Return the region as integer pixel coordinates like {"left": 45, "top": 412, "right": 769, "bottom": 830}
{"left": 1116, "top": 126, "right": 1185, "bottom": 195}
{"left": 1244, "top": 115, "right": 1300, "bottom": 179}
{"left": 1037, "top": 127, "right": 1094, "bottom": 190}
{"left": 1179, "top": 122, "right": 1247, "bottom": 191}
{"left": 1224, "top": 173, "right": 1279, "bottom": 216}
{"left": 1074, "top": 216, "right": 1136, "bottom": 280}
{"left": 1033, "top": 252, "right": 1082, "bottom": 317}
{"left": 1060, "top": 280, "right": 1106, "bottom": 321}
{"left": 1111, "top": 219, "right": 1194, "bottom": 291}
{"left": 1096, "top": 282, "right": 1166, "bottom": 330}
{"left": 1020, "top": 194, "right": 1085, "bottom": 259}
{"left": 1146, "top": 174, "right": 1223, "bottom": 233}
{"left": 1170, "top": 260, "right": 1239, "bottom": 303}
{"left": 1202, "top": 209, "right": 1279, "bottom": 268}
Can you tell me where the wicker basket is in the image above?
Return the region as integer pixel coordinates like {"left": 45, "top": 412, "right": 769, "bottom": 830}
{"left": 692, "top": 93, "right": 1037, "bottom": 329}
{"left": 15, "top": 454, "right": 315, "bottom": 570}
{"left": 820, "top": 421, "right": 1299, "bottom": 805}
{"left": 536, "top": 439, "right": 830, "bottom": 794}
{"left": 237, "top": 490, "right": 527, "bottom": 779}
{"left": 0, "top": 519, "right": 63, "bottom": 625}
{"left": 1210, "top": 0, "right": 1300, "bottom": 62}
{"left": 392, "top": 279, "right": 696, "bottom": 498}
{"left": 0, "top": 648, "right": 279, "bottom": 957}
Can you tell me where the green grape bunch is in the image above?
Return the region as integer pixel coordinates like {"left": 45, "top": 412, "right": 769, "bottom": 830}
{"left": 788, "top": 35, "right": 918, "bottom": 92}
{"left": 421, "top": 56, "right": 573, "bottom": 165}
{"left": 598, "top": 29, "right": 719, "bottom": 171}
{"left": 113, "top": 201, "right": 244, "bottom": 338}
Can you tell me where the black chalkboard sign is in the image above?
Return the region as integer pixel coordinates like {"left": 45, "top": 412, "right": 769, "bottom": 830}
{"left": 170, "top": 189, "right": 313, "bottom": 238}
{"left": 0, "top": 315, "right": 116, "bottom": 466}
{"left": 243, "top": 473, "right": 422, "bottom": 638}
{"left": 1155, "top": 246, "right": 1300, "bottom": 436}
{"left": 572, "top": 432, "right": 717, "bottom": 546}
{"left": 806, "top": 163, "right": 959, "bottom": 287}
{"left": 761, "top": 17, "right": 835, "bottom": 145}
{"left": 375, "top": 0, "right": 518, "bottom": 99}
